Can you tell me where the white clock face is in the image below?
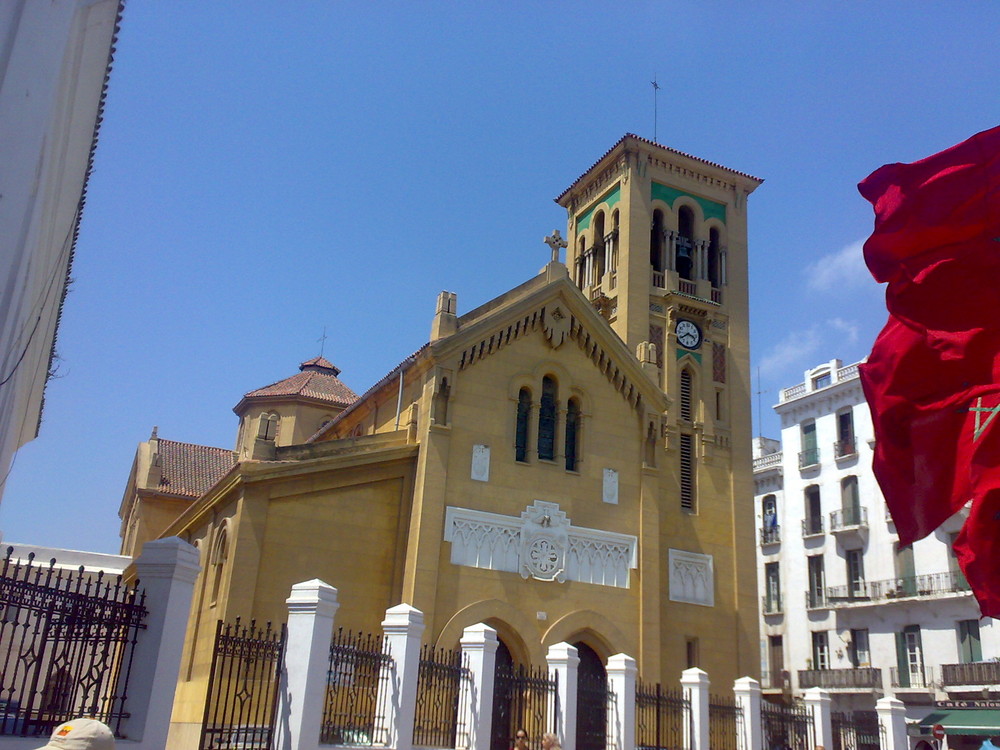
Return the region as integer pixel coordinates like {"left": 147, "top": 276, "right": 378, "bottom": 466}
{"left": 676, "top": 320, "right": 701, "bottom": 349}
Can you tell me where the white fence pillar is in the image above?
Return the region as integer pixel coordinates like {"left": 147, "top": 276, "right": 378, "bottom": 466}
{"left": 378, "top": 604, "right": 425, "bottom": 750}
{"left": 120, "top": 537, "right": 200, "bottom": 744}
{"left": 461, "top": 623, "right": 498, "bottom": 750}
{"left": 276, "top": 580, "right": 339, "bottom": 750}
{"left": 606, "top": 654, "right": 636, "bottom": 750}
{"left": 733, "top": 677, "right": 762, "bottom": 750}
{"left": 803, "top": 687, "right": 832, "bottom": 750}
{"left": 680, "top": 668, "right": 709, "bottom": 750}
{"left": 547, "top": 642, "right": 579, "bottom": 750}
{"left": 876, "top": 696, "right": 907, "bottom": 750}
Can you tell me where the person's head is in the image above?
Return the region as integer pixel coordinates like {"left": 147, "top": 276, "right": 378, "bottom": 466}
{"left": 541, "top": 732, "right": 559, "bottom": 749}
{"left": 514, "top": 729, "right": 528, "bottom": 744}
{"left": 34, "top": 719, "right": 114, "bottom": 750}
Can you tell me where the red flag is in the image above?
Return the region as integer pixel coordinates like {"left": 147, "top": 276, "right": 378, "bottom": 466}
{"left": 859, "top": 125, "right": 1000, "bottom": 615}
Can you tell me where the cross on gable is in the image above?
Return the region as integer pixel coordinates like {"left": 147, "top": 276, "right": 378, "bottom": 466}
{"left": 544, "top": 229, "right": 567, "bottom": 263}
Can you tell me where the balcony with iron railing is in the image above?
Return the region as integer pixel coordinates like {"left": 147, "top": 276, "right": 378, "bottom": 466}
{"left": 799, "top": 448, "right": 820, "bottom": 470}
{"left": 805, "top": 589, "right": 829, "bottom": 610}
{"left": 825, "top": 570, "right": 972, "bottom": 606}
{"left": 940, "top": 661, "right": 1000, "bottom": 688}
{"left": 890, "top": 665, "right": 934, "bottom": 689}
{"left": 801, "top": 515, "right": 824, "bottom": 538}
{"left": 799, "top": 667, "right": 882, "bottom": 690}
{"left": 761, "top": 595, "right": 782, "bottom": 616}
{"left": 649, "top": 268, "right": 722, "bottom": 306}
{"left": 830, "top": 507, "right": 868, "bottom": 534}
{"left": 834, "top": 438, "right": 857, "bottom": 459}
{"left": 760, "top": 525, "right": 781, "bottom": 546}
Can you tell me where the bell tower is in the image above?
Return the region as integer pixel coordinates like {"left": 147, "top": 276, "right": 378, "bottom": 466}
{"left": 555, "top": 133, "right": 762, "bottom": 508}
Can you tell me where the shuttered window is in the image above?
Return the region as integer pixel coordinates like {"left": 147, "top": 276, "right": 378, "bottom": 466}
{"left": 680, "top": 370, "right": 693, "bottom": 421}
{"left": 680, "top": 433, "right": 695, "bottom": 511}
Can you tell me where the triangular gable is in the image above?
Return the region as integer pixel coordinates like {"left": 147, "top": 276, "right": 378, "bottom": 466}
{"left": 431, "top": 273, "right": 668, "bottom": 417}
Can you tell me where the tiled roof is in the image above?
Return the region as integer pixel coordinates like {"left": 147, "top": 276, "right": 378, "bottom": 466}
{"left": 243, "top": 359, "right": 358, "bottom": 407}
{"left": 155, "top": 439, "right": 236, "bottom": 498}
{"left": 554, "top": 133, "right": 763, "bottom": 203}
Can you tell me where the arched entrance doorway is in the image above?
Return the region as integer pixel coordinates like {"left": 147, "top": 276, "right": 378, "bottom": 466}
{"left": 491, "top": 640, "right": 515, "bottom": 750}
{"left": 574, "top": 642, "right": 607, "bottom": 750}
{"left": 491, "top": 638, "right": 555, "bottom": 750}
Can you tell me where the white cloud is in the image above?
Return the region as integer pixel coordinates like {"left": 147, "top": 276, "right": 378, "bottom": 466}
{"left": 805, "top": 239, "right": 868, "bottom": 292}
{"left": 757, "top": 326, "right": 822, "bottom": 380}
{"left": 827, "top": 317, "right": 859, "bottom": 345}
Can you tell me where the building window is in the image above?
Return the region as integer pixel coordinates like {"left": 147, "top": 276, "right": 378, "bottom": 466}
{"left": 679, "top": 433, "right": 695, "bottom": 512}
{"left": 680, "top": 369, "right": 693, "bottom": 421}
{"left": 707, "top": 227, "right": 721, "bottom": 288}
{"left": 650, "top": 209, "right": 666, "bottom": 274}
{"left": 811, "top": 631, "right": 830, "bottom": 670}
{"left": 593, "top": 211, "right": 606, "bottom": 284}
{"left": 686, "top": 638, "right": 700, "bottom": 669}
{"left": 841, "top": 476, "right": 860, "bottom": 525}
{"left": 800, "top": 421, "right": 818, "bottom": 467}
{"left": 804, "top": 485, "right": 822, "bottom": 535}
{"left": 849, "top": 629, "right": 870, "bottom": 667}
{"left": 807, "top": 555, "right": 825, "bottom": 608}
{"left": 895, "top": 625, "right": 924, "bottom": 687}
{"left": 895, "top": 543, "right": 916, "bottom": 596}
{"left": 565, "top": 398, "right": 581, "bottom": 471}
{"left": 258, "top": 412, "right": 279, "bottom": 441}
{"left": 958, "top": 619, "right": 983, "bottom": 663}
{"left": 812, "top": 371, "right": 832, "bottom": 390}
{"left": 762, "top": 495, "right": 779, "bottom": 543}
{"left": 210, "top": 526, "right": 229, "bottom": 606}
{"left": 537, "top": 376, "right": 557, "bottom": 461}
{"left": 846, "top": 549, "right": 865, "bottom": 597}
{"left": 515, "top": 388, "right": 531, "bottom": 462}
{"left": 764, "top": 562, "right": 781, "bottom": 613}
{"left": 836, "top": 409, "right": 856, "bottom": 457}
{"left": 676, "top": 206, "right": 694, "bottom": 280}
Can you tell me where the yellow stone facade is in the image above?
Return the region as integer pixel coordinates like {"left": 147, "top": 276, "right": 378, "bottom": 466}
{"left": 122, "top": 136, "right": 762, "bottom": 740}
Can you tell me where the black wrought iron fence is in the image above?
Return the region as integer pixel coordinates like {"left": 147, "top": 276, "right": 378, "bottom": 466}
{"left": 321, "top": 628, "right": 392, "bottom": 746}
{"left": 833, "top": 710, "right": 881, "bottom": 750}
{"left": 761, "top": 700, "right": 813, "bottom": 750}
{"left": 491, "top": 663, "right": 555, "bottom": 750}
{"left": 413, "top": 645, "right": 468, "bottom": 749}
{"left": 199, "top": 618, "right": 286, "bottom": 750}
{"left": 708, "top": 693, "right": 743, "bottom": 750}
{"left": 0, "top": 549, "right": 147, "bottom": 739}
{"left": 577, "top": 671, "right": 610, "bottom": 750}
{"left": 636, "top": 680, "right": 689, "bottom": 750}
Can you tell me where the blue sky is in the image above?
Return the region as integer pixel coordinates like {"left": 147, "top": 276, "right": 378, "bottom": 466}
{"left": 3, "top": 2, "right": 999, "bottom": 553}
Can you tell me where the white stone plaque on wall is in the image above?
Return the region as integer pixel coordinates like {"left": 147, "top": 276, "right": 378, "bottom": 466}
{"left": 603, "top": 468, "right": 619, "bottom": 504}
{"left": 668, "top": 548, "right": 714, "bottom": 607}
{"left": 471, "top": 444, "right": 490, "bottom": 482}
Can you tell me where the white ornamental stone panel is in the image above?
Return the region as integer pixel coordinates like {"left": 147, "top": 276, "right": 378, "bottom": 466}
{"left": 471, "top": 444, "right": 490, "bottom": 482}
{"left": 603, "top": 468, "right": 619, "bottom": 504}
{"left": 443, "top": 501, "right": 637, "bottom": 588}
{"left": 668, "top": 549, "right": 714, "bottom": 607}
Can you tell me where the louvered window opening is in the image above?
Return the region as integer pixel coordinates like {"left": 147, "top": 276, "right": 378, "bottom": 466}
{"left": 680, "top": 371, "right": 693, "bottom": 421}
{"left": 680, "top": 434, "right": 695, "bottom": 511}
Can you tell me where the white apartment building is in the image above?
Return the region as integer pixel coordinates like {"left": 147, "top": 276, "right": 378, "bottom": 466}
{"left": 754, "top": 358, "right": 1000, "bottom": 740}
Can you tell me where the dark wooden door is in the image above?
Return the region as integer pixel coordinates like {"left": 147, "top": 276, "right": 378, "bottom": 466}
{"left": 574, "top": 643, "right": 607, "bottom": 750}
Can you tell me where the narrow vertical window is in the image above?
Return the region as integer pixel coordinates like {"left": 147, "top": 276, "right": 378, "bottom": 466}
{"left": 433, "top": 378, "right": 450, "bottom": 425}
{"left": 800, "top": 421, "right": 818, "bottom": 467}
{"left": 258, "top": 412, "right": 279, "bottom": 441}
{"left": 211, "top": 527, "right": 228, "bottom": 606}
{"left": 650, "top": 209, "right": 665, "bottom": 273}
{"left": 958, "top": 619, "right": 983, "bottom": 663}
{"left": 676, "top": 206, "right": 694, "bottom": 280}
{"left": 679, "top": 433, "right": 695, "bottom": 511}
{"left": 680, "top": 369, "right": 693, "bottom": 421}
{"left": 538, "top": 376, "right": 557, "bottom": 461}
{"left": 707, "top": 227, "right": 721, "bottom": 287}
{"left": 565, "top": 398, "right": 581, "bottom": 471}
{"left": 811, "top": 631, "right": 830, "bottom": 670}
{"left": 515, "top": 388, "right": 531, "bottom": 462}
{"left": 841, "top": 476, "right": 860, "bottom": 525}
{"left": 593, "top": 212, "right": 606, "bottom": 284}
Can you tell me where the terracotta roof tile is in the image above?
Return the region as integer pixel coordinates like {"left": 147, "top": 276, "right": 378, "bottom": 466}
{"left": 155, "top": 439, "right": 236, "bottom": 498}
{"left": 243, "top": 360, "right": 358, "bottom": 407}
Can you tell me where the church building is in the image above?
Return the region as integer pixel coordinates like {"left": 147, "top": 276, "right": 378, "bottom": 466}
{"left": 117, "top": 134, "right": 763, "bottom": 739}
